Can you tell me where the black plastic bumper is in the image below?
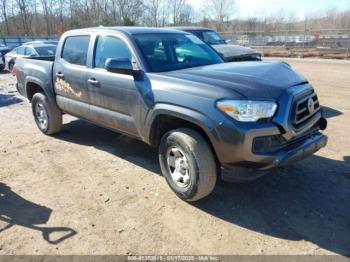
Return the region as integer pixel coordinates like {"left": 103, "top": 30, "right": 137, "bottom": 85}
{"left": 220, "top": 132, "right": 327, "bottom": 182}
{"left": 261, "top": 132, "right": 327, "bottom": 170}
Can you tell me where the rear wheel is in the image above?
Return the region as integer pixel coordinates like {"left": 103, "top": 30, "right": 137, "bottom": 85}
{"left": 32, "top": 93, "right": 62, "bottom": 135}
{"left": 159, "top": 128, "right": 217, "bottom": 202}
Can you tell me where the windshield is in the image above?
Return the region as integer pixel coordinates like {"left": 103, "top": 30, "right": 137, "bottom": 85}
{"left": 34, "top": 46, "right": 56, "bottom": 56}
{"left": 191, "top": 30, "right": 226, "bottom": 45}
{"left": 134, "top": 33, "right": 223, "bottom": 72}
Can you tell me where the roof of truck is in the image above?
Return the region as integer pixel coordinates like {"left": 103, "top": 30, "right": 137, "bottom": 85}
{"left": 66, "top": 26, "right": 188, "bottom": 35}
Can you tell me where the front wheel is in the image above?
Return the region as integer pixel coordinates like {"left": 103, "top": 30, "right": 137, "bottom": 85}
{"left": 159, "top": 128, "right": 217, "bottom": 202}
{"left": 32, "top": 93, "right": 62, "bottom": 135}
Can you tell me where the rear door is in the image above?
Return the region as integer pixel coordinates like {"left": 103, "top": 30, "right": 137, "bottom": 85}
{"left": 53, "top": 35, "right": 91, "bottom": 119}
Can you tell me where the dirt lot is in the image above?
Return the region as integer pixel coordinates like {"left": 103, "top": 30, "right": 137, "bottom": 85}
{"left": 0, "top": 58, "right": 349, "bottom": 256}
{"left": 259, "top": 47, "right": 349, "bottom": 60}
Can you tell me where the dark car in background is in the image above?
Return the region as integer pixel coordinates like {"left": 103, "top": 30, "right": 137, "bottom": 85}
{"left": 0, "top": 44, "right": 11, "bottom": 71}
{"left": 0, "top": 44, "right": 11, "bottom": 58}
{"left": 0, "top": 54, "right": 4, "bottom": 72}
{"left": 174, "top": 27, "right": 262, "bottom": 62}
{"left": 4, "top": 43, "right": 57, "bottom": 72}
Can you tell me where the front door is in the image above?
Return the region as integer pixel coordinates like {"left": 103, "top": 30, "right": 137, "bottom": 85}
{"left": 86, "top": 35, "right": 141, "bottom": 137}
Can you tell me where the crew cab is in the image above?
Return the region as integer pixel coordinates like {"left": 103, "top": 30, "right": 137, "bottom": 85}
{"left": 15, "top": 27, "right": 327, "bottom": 201}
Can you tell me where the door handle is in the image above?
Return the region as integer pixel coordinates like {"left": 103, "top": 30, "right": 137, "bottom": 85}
{"left": 56, "top": 72, "right": 64, "bottom": 78}
{"left": 88, "top": 78, "right": 100, "bottom": 86}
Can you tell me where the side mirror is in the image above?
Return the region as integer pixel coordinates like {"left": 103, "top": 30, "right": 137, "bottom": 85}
{"left": 225, "top": 39, "right": 232, "bottom": 44}
{"left": 105, "top": 58, "right": 139, "bottom": 77}
{"left": 29, "top": 53, "right": 36, "bottom": 57}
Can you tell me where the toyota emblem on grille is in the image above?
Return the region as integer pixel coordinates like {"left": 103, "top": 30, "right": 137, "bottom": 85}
{"left": 307, "top": 97, "right": 315, "bottom": 114}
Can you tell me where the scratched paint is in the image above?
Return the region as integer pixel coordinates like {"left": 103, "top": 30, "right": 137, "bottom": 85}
{"left": 55, "top": 79, "right": 82, "bottom": 98}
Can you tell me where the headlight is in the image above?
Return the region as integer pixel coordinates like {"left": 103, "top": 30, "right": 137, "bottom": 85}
{"left": 217, "top": 100, "right": 277, "bottom": 122}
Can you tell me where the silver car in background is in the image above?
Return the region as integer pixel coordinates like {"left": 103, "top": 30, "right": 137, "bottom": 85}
{"left": 4, "top": 43, "right": 57, "bottom": 72}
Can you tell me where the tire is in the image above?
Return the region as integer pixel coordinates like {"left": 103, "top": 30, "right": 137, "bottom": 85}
{"left": 32, "top": 92, "right": 62, "bottom": 135}
{"left": 159, "top": 128, "right": 217, "bottom": 202}
{"left": 8, "top": 61, "right": 14, "bottom": 72}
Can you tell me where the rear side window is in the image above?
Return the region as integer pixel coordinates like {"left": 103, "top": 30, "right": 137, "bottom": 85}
{"left": 94, "top": 36, "right": 132, "bottom": 68}
{"left": 62, "top": 36, "right": 90, "bottom": 66}
{"left": 25, "top": 47, "right": 36, "bottom": 56}
{"left": 35, "top": 46, "right": 56, "bottom": 56}
{"left": 16, "top": 47, "right": 25, "bottom": 55}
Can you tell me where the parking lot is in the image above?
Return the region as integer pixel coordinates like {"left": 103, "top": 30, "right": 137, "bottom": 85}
{"left": 0, "top": 58, "right": 349, "bottom": 255}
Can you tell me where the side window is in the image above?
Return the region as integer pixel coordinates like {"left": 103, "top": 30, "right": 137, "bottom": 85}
{"left": 62, "top": 36, "right": 90, "bottom": 66}
{"left": 175, "top": 38, "right": 211, "bottom": 62}
{"left": 17, "top": 47, "right": 25, "bottom": 55}
{"left": 94, "top": 36, "right": 132, "bottom": 69}
{"left": 191, "top": 31, "right": 204, "bottom": 41}
{"left": 25, "top": 47, "right": 36, "bottom": 56}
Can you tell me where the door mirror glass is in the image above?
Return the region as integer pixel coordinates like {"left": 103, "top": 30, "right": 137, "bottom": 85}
{"left": 105, "top": 58, "right": 138, "bottom": 76}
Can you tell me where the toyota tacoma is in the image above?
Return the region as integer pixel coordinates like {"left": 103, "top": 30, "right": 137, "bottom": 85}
{"left": 15, "top": 27, "right": 328, "bottom": 201}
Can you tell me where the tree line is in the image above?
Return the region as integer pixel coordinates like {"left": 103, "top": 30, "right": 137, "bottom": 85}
{"left": 0, "top": 0, "right": 349, "bottom": 36}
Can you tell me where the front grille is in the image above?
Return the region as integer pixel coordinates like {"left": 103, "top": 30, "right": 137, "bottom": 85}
{"left": 291, "top": 92, "right": 320, "bottom": 129}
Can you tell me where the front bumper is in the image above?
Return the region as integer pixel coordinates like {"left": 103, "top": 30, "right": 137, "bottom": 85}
{"left": 260, "top": 132, "right": 327, "bottom": 170}
{"left": 210, "top": 116, "right": 327, "bottom": 182}
{"left": 220, "top": 131, "right": 327, "bottom": 182}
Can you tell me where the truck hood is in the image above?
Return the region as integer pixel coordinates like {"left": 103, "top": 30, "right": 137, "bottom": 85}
{"left": 212, "top": 44, "right": 261, "bottom": 59}
{"left": 160, "top": 61, "right": 307, "bottom": 100}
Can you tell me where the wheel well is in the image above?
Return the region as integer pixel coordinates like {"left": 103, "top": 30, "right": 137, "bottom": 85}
{"left": 26, "top": 82, "right": 44, "bottom": 102}
{"left": 150, "top": 114, "right": 218, "bottom": 159}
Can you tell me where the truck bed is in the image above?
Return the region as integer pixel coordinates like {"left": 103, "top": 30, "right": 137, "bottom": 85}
{"left": 15, "top": 56, "right": 55, "bottom": 99}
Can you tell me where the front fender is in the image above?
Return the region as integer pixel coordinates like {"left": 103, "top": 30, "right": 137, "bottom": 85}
{"left": 144, "top": 103, "right": 222, "bottom": 146}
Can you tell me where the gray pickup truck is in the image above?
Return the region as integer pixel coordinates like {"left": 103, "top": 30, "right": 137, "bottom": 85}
{"left": 15, "top": 27, "right": 328, "bottom": 201}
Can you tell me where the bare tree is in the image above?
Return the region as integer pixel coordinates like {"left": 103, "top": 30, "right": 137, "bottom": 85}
{"left": 56, "top": 0, "right": 67, "bottom": 33}
{"left": 166, "top": 0, "right": 192, "bottom": 26}
{"left": 16, "top": 0, "right": 32, "bottom": 35}
{"left": 1, "top": 0, "right": 350, "bottom": 37}
{"left": 145, "top": 0, "right": 162, "bottom": 26}
{"left": 0, "top": 0, "right": 11, "bottom": 35}
{"left": 204, "top": 0, "right": 236, "bottom": 31}
{"left": 41, "top": 0, "right": 54, "bottom": 35}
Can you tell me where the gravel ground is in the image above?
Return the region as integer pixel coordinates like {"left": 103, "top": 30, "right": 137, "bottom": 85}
{"left": 0, "top": 58, "right": 349, "bottom": 256}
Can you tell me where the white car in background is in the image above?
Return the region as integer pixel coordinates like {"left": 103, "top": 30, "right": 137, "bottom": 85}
{"left": 4, "top": 43, "right": 57, "bottom": 72}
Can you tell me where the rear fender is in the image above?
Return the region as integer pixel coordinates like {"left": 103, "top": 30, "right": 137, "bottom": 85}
{"left": 25, "top": 76, "right": 56, "bottom": 104}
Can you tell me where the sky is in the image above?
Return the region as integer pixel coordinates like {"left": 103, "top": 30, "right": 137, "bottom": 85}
{"left": 190, "top": 0, "right": 350, "bottom": 20}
